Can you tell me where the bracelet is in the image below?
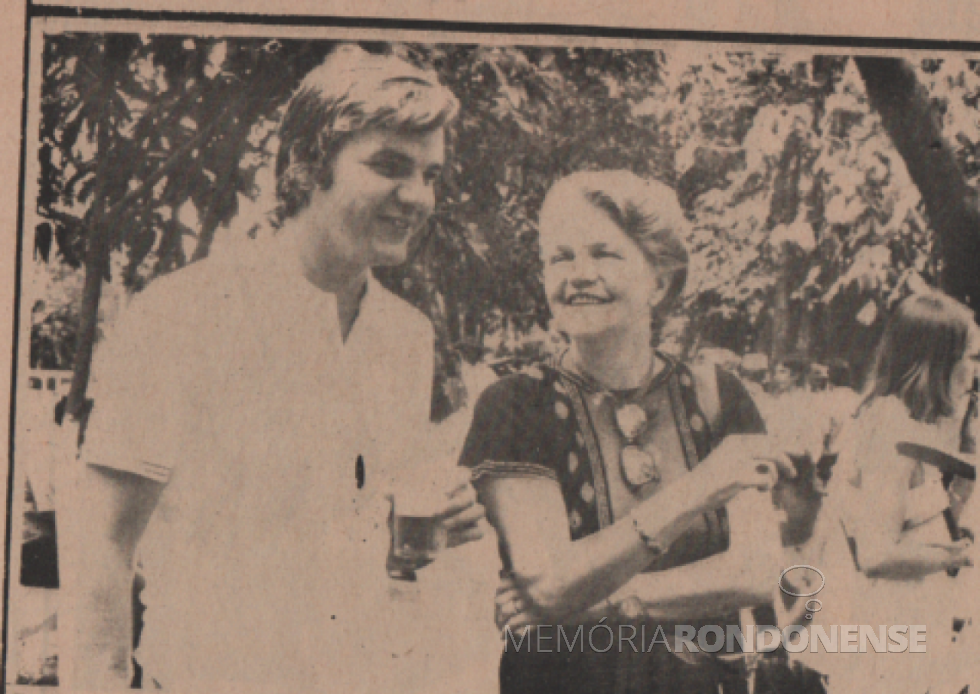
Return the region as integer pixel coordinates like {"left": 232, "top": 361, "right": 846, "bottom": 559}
{"left": 630, "top": 507, "right": 667, "bottom": 559}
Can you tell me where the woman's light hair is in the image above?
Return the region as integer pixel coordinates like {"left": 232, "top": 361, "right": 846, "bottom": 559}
{"left": 865, "top": 290, "right": 976, "bottom": 423}
{"left": 539, "top": 170, "right": 690, "bottom": 339}
{"left": 274, "top": 44, "right": 459, "bottom": 222}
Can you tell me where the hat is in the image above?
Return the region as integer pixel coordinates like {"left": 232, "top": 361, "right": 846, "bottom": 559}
{"left": 895, "top": 441, "right": 976, "bottom": 481}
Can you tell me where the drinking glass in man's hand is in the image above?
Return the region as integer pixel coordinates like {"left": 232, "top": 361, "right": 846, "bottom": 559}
{"left": 387, "top": 490, "right": 449, "bottom": 581}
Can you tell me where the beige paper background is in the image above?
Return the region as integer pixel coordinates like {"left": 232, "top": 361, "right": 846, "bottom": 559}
{"left": 3, "top": 1, "right": 980, "bottom": 692}
{"left": 2, "top": 4, "right": 27, "bottom": 686}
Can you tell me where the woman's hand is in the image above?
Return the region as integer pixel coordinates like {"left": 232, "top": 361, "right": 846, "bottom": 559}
{"left": 625, "top": 435, "right": 794, "bottom": 569}
{"left": 688, "top": 434, "right": 796, "bottom": 511}
{"left": 435, "top": 467, "right": 486, "bottom": 549}
{"left": 494, "top": 574, "right": 540, "bottom": 632}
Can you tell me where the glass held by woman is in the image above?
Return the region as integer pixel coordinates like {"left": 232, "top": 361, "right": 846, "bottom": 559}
{"left": 459, "top": 170, "right": 795, "bottom": 694}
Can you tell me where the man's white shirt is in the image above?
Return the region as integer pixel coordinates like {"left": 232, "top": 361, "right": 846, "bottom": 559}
{"left": 79, "top": 236, "right": 500, "bottom": 693}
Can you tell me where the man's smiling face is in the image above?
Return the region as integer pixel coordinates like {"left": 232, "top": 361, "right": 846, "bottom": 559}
{"left": 302, "top": 126, "right": 446, "bottom": 272}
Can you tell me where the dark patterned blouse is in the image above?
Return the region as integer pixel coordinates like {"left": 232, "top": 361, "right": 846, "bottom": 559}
{"left": 459, "top": 355, "right": 766, "bottom": 694}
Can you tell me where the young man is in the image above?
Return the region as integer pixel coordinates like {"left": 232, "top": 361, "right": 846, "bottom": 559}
{"left": 60, "top": 45, "right": 485, "bottom": 692}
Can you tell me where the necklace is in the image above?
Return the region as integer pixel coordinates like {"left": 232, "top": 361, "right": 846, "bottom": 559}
{"left": 613, "top": 399, "right": 662, "bottom": 489}
{"left": 559, "top": 349, "right": 674, "bottom": 490}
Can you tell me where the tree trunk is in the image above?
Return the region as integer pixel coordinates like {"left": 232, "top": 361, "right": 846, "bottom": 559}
{"left": 444, "top": 292, "right": 462, "bottom": 347}
{"left": 771, "top": 269, "right": 792, "bottom": 372}
{"left": 796, "top": 299, "right": 813, "bottom": 360}
{"left": 67, "top": 240, "right": 107, "bottom": 421}
{"left": 855, "top": 57, "right": 980, "bottom": 314}
{"left": 65, "top": 62, "right": 115, "bottom": 421}
{"left": 768, "top": 130, "right": 805, "bottom": 374}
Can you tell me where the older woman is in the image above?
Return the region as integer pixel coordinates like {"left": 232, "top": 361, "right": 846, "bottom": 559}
{"left": 459, "top": 170, "right": 788, "bottom": 694}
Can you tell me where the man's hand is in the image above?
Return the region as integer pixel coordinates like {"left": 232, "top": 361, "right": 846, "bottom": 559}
{"left": 435, "top": 467, "right": 485, "bottom": 548}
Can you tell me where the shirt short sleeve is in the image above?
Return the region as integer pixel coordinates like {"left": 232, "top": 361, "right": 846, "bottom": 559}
{"left": 82, "top": 289, "right": 203, "bottom": 484}
{"left": 458, "top": 373, "right": 564, "bottom": 487}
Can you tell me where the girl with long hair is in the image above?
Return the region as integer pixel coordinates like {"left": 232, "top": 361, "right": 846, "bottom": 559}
{"left": 805, "top": 290, "right": 978, "bottom": 694}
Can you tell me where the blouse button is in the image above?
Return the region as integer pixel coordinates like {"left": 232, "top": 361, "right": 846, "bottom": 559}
{"left": 679, "top": 373, "right": 693, "bottom": 388}
{"left": 690, "top": 414, "right": 705, "bottom": 432}
{"left": 569, "top": 510, "right": 583, "bottom": 531}
{"left": 568, "top": 452, "right": 579, "bottom": 474}
{"left": 580, "top": 482, "right": 595, "bottom": 504}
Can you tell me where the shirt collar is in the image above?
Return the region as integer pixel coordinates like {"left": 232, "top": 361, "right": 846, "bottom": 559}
{"left": 242, "top": 234, "right": 397, "bottom": 345}
{"left": 346, "top": 272, "right": 395, "bottom": 345}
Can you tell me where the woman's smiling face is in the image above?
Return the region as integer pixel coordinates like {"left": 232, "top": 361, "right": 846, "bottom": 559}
{"left": 540, "top": 194, "right": 665, "bottom": 342}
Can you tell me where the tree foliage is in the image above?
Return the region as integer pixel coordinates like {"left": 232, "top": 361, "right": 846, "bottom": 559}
{"left": 39, "top": 34, "right": 331, "bottom": 288}
{"left": 662, "top": 54, "right": 938, "bottom": 375}
{"left": 30, "top": 36, "right": 979, "bottom": 400}
{"left": 36, "top": 33, "right": 335, "bottom": 398}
